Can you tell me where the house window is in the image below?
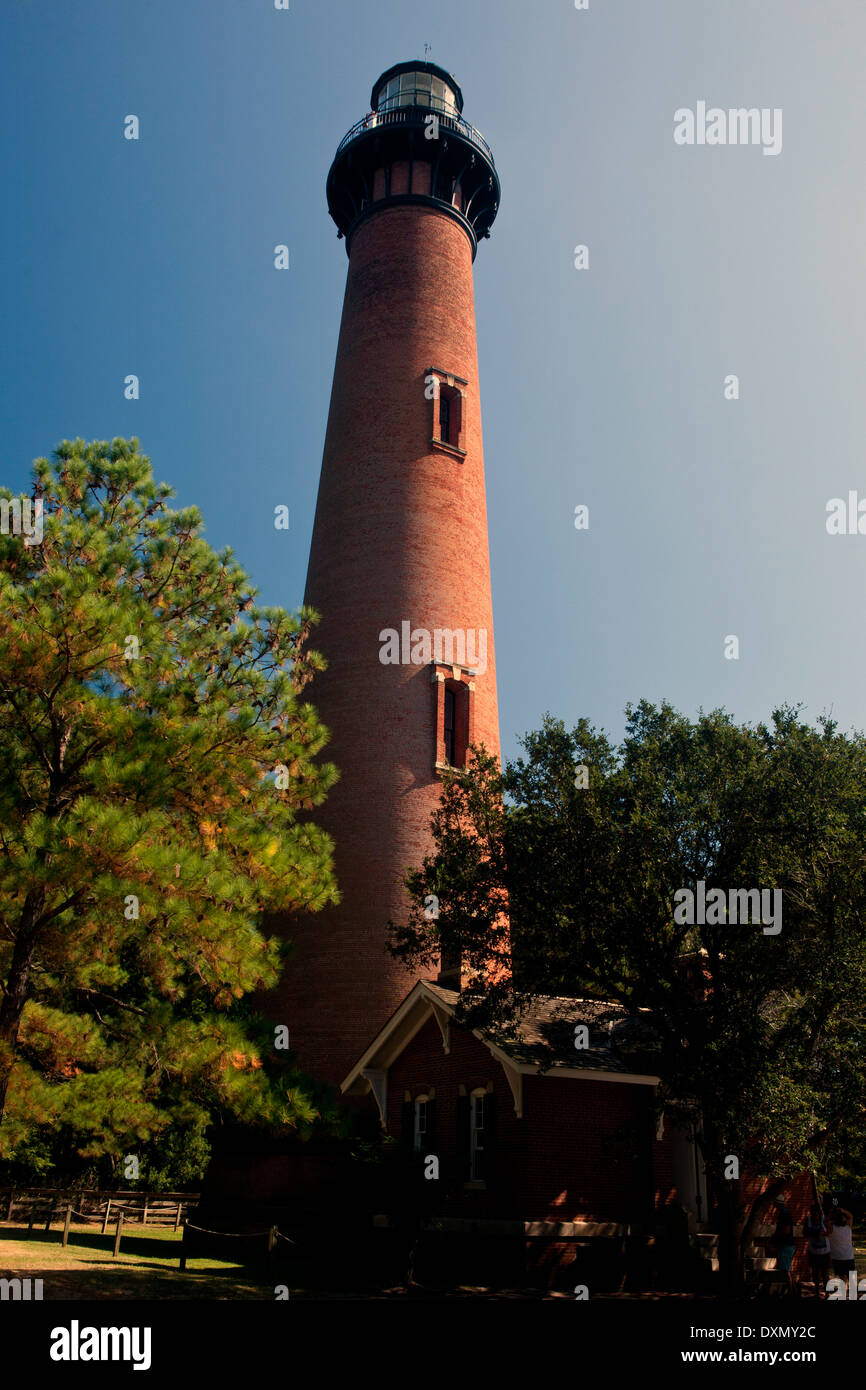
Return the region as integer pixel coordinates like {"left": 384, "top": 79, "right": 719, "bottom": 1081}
{"left": 470, "top": 1090, "right": 486, "bottom": 1181}
{"left": 414, "top": 1096, "right": 429, "bottom": 1153}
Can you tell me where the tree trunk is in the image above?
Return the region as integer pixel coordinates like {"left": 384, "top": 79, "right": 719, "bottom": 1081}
{"left": 712, "top": 1177, "right": 746, "bottom": 1296}
{"left": 0, "top": 888, "right": 46, "bottom": 1123}
{"left": 698, "top": 1128, "right": 748, "bottom": 1297}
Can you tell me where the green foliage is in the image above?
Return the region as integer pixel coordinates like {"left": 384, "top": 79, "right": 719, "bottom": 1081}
{"left": 0, "top": 438, "right": 340, "bottom": 1177}
{"left": 140, "top": 1121, "right": 212, "bottom": 1191}
{"left": 390, "top": 703, "right": 866, "bottom": 1234}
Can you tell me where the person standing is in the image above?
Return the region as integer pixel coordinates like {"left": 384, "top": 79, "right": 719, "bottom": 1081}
{"left": 803, "top": 1204, "right": 831, "bottom": 1297}
{"left": 660, "top": 1187, "right": 691, "bottom": 1291}
{"left": 826, "top": 1203, "right": 856, "bottom": 1280}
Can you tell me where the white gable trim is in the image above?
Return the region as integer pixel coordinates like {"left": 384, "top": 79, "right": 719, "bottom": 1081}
{"left": 360, "top": 1068, "right": 388, "bottom": 1122}
{"left": 340, "top": 981, "right": 661, "bottom": 1101}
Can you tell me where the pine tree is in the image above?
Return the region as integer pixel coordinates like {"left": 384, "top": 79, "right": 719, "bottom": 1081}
{"left": 0, "top": 438, "right": 339, "bottom": 1170}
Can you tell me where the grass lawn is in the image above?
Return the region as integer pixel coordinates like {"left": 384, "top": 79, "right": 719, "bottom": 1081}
{"left": 3, "top": 1222, "right": 864, "bottom": 1301}
{"left": 0, "top": 1220, "right": 286, "bottom": 1299}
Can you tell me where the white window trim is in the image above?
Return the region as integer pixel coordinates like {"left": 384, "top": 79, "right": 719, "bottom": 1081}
{"left": 414, "top": 1093, "right": 430, "bottom": 1153}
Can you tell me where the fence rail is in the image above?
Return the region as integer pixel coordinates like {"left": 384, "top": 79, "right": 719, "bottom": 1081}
{"left": 2, "top": 1187, "right": 198, "bottom": 1228}
{"left": 179, "top": 1219, "right": 295, "bottom": 1270}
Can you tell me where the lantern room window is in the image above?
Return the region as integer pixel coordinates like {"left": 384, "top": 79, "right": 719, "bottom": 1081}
{"left": 376, "top": 71, "right": 459, "bottom": 115}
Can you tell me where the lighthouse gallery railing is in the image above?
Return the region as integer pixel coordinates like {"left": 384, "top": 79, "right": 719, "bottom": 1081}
{"left": 335, "top": 106, "right": 496, "bottom": 168}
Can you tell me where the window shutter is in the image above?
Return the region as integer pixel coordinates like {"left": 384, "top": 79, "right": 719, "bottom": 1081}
{"left": 456, "top": 1093, "right": 470, "bottom": 1177}
{"left": 402, "top": 1100, "right": 414, "bottom": 1151}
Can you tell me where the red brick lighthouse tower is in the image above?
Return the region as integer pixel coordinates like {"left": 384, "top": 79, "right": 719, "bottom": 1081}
{"left": 281, "top": 62, "right": 501, "bottom": 1086}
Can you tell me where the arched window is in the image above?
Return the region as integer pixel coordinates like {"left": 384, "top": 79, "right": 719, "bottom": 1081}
{"left": 433, "top": 670, "right": 473, "bottom": 775}
{"left": 426, "top": 367, "right": 466, "bottom": 456}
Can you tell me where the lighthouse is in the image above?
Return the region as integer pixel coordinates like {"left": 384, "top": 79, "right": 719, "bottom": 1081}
{"left": 279, "top": 62, "right": 502, "bottom": 1086}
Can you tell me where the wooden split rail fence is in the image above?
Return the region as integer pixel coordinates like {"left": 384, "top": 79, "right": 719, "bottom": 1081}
{"left": 2, "top": 1189, "right": 299, "bottom": 1267}
{"left": 2, "top": 1187, "right": 198, "bottom": 1234}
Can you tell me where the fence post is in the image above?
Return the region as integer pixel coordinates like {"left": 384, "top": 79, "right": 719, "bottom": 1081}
{"left": 174, "top": 1202, "right": 182, "bottom": 1231}
{"left": 102, "top": 1199, "right": 111, "bottom": 1236}
{"left": 179, "top": 1222, "right": 187, "bottom": 1271}
{"left": 113, "top": 1210, "right": 124, "bottom": 1258}
{"left": 62, "top": 1206, "right": 72, "bottom": 1248}
{"left": 268, "top": 1225, "right": 278, "bottom": 1258}
{"left": 5, "top": 1189, "right": 13, "bottom": 1221}
{"left": 142, "top": 1195, "right": 149, "bottom": 1227}
{"left": 44, "top": 1200, "right": 56, "bottom": 1233}
{"left": 28, "top": 1202, "right": 37, "bottom": 1232}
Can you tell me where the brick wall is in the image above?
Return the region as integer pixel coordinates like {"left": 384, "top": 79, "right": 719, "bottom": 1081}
{"left": 273, "top": 201, "right": 501, "bottom": 1087}
{"left": 386, "top": 1012, "right": 665, "bottom": 1224}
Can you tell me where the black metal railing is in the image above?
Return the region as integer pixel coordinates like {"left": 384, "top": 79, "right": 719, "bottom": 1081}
{"left": 335, "top": 106, "right": 496, "bottom": 167}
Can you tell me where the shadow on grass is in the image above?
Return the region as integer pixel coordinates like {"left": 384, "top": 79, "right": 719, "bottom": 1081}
{"left": 2, "top": 1225, "right": 183, "bottom": 1262}
{"left": 3, "top": 1267, "right": 274, "bottom": 1300}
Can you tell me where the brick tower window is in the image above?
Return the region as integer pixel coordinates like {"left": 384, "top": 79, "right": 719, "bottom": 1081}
{"left": 435, "top": 385, "right": 460, "bottom": 446}
{"left": 439, "top": 393, "right": 452, "bottom": 445}
{"left": 441, "top": 680, "right": 468, "bottom": 767}
{"left": 427, "top": 366, "right": 467, "bottom": 456}
{"left": 433, "top": 665, "right": 475, "bottom": 775}
{"left": 444, "top": 687, "right": 456, "bottom": 763}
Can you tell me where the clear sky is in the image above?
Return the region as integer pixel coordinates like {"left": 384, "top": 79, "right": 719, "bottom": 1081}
{"left": 3, "top": 0, "right": 865, "bottom": 763}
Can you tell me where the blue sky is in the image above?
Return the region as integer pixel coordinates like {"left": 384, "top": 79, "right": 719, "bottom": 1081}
{"left": 3, "top": 0, "right": 865, "bottom": 764}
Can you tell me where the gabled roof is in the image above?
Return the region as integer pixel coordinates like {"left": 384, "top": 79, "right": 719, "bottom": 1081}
{"left": 341, "top": 981, "right": 660, "bottom": 1119}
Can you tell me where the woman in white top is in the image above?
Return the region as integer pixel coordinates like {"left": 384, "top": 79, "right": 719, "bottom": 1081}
{"left": 826, "top": 1205, "right": 856, "bottom": 1277}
